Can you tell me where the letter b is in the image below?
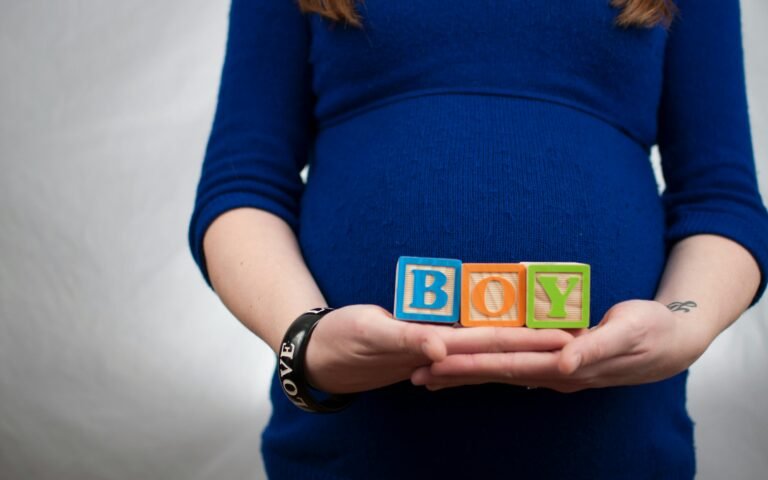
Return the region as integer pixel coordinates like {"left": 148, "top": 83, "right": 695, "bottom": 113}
{"left": 394, "top": 256, "right": 462, "bottom": 324}
{"left": 410, "top": 269, "right": 448, "bottom": 309}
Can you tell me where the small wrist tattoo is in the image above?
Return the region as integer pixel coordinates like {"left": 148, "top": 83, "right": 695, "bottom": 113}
{"left": 666, "top": 300, "right": 697, "bottom": 313}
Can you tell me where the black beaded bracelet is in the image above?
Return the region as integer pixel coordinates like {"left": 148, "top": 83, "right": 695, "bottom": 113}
{"left": 277, "top": 307, "right": 355, "bottom": 413}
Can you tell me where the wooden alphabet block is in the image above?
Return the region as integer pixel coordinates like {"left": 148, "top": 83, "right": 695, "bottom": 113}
{"left": 394, "top": 256, "right": 462, "bottom": 324}
{"left": 460, "top": 263, "right": 527, "bottom": 327}
{"left": 524, "top": 262, "right": 590, "bottom": 329}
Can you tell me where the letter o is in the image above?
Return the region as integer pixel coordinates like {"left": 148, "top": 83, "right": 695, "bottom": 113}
{"left": 471, "top": 276, "right": 516, "bottom": 317}
{"left": 282, "top": 379, "right": 298, "bottom": 396}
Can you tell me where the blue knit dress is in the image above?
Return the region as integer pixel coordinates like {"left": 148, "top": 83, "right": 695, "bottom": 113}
{"left": 188, "top": 0, "right": 768, "bottom": 477}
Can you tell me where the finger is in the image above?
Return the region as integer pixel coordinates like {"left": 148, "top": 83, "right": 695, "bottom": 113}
{"left": 412, "top": 367, "right": 508, "bottom": 388}
{"left": 412, "top": 365, "right": 557, "bottom": 389}
{"left": 428, "top": 351, "right": 562, "bottom": 380}
{"left": 412, "top": 368, "right": 495, "bottom": 388}
{"left": 435, "top": 327, "right": 574, "bottom": 355}
{"left": 410, "top": 366, "right": 433, "bottom": 385}
{"left": 558, "top": 315, "right": 642, "bottom": 375}
{"left": 562, "top": 327, "right": 591, "bottom": 337}
{"left": 424, "top": 380, "right": 557, "bottom": 392}
{"left": 424, "top": 379, "right": 538, "bottom": 391}
{"left": 577, "top": 353, "right": 648, "bottom": 382}
{"left": 372, "top": 319, "right": 448, "bottom": 362}
{"left": 420, "top": 330, "right": 448, "bottom": 362}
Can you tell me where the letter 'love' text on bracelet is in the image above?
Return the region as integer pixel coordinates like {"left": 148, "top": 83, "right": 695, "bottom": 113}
{"left": 393, "top": 256, "right": 590, "bottom": 329}
{"left": 279, "top": 341, "right": 309, "bottom": 409}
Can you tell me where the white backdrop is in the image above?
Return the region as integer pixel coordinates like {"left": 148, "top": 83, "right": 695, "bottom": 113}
{"left": 1, "top": 1, "right": 766, "bottom": 479}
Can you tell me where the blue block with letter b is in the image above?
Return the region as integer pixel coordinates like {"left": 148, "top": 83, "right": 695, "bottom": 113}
{"left": 393, "top": 256, "right": 462, "bottom": 324}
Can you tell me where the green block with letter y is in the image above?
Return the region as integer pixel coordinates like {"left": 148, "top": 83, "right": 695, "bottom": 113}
{"left": 524, "top": 262, "right": 590, "bottom": 329}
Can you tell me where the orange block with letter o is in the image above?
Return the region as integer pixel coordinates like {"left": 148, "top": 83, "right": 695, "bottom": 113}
{"left": 460, "top": 263, "right": 527, "bottom": 327}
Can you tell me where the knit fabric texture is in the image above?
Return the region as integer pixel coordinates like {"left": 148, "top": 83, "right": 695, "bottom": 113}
{"left": 188, "top": 0, "right": 768, "bottom": 478}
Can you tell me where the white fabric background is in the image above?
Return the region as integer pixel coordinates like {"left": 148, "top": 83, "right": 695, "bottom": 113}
{"left": 1, "top": 1, "right": 766, "bottom": 478}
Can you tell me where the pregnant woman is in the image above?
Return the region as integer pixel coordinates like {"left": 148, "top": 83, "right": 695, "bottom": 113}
{"left": 188, "top": 0, "right": 768, "bottom": 477}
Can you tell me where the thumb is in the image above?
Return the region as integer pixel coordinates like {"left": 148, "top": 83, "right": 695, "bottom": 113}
{"left": 419, "top": 330, "right": 448, "bottom": 362}
{"left": 374, "top": 317, "right": 447, "bottom": 362}
{"left": 558, "top": 315, "right": 634, "bottom": 375}
{"left": 402, "top": 323, "right": 447, "bottom": 362}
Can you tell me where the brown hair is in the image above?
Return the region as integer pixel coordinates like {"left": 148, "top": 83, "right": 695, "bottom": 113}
{"left": 297, "top": 0, "right": 678, "bottom": 30}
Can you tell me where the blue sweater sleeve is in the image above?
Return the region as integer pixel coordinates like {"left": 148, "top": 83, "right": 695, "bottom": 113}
{"left": 188, "top": 0, "right": 314, "bottom": 288}
{"left": 657, "top": 0, "right": 768, "bottom": 307}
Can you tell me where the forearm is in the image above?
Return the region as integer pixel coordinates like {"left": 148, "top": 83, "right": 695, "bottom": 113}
{"left": 653, "top": 234, "right": 761, "bottom": 349}
{"left": 203, "top": 207, "right": 327, "bottom": 353}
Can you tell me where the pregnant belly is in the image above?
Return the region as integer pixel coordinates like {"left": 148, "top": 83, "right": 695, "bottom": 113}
{"left": 299, "top": 94, "right": 666, "bottom": 325}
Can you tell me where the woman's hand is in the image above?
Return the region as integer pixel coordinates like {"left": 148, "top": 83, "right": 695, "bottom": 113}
{"left": 304, "top": 304, "right": 573, "bottom": 394}
{"left": 411, "top": 299, "right": 713, "bottom": 393}
{"left": 304, "top": 304, "right": 448, "bottom": 394}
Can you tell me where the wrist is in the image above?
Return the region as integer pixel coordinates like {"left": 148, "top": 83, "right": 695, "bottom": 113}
{"left": 277, "top": 307, "right": 355, "bottom": 413}
{"left": 265, "top": 302, "right": 330, "bottom": 354}
{"left": 662, "top": 302, "right": 715, "bottom": 365}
